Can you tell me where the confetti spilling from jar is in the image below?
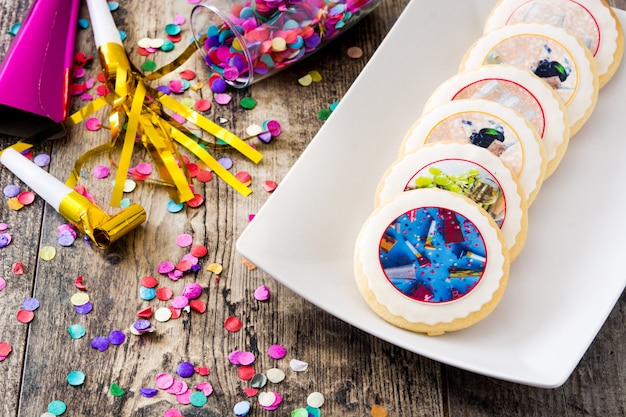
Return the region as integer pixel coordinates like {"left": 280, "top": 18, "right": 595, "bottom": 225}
{"left": 192, "top": 0, "right": 380, "bottom": 88}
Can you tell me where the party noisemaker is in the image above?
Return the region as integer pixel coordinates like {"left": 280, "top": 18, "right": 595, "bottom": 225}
{"left": 0, "top": 0, "right": 80, "bottom": 141}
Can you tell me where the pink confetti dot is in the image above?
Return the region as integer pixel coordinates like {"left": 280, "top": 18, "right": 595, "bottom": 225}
{"left": 158, "top": 261, "right": 175, "bottom": 274}
{"left": 254, "top": 285, "right": 270, "bottom": 301}
{"left": 176, "top": 233, "right": 193, "bottom": 247}
{"left": 85, "top": 117, "right": 102, "bottom": 131}
{"left": 268, "top": 344, "right": 286, "bottom": 359}
{"left": 163, "top": 408, "right": 184, "bottom": 417}
{"left": 173, "top": 14, "right": 186, "bottom": 25}
{"left": 166, "top": 379, "right": 188, "bottom": 395}
{"left": 171, "top": 295, "right": 189, "bottom": 309}
{"left": 92, "top": 165, "right": 110, "bottom": 179}
{"left": 195, "top": 381, "right": 213, "bottom": 396}
{"left": 176, "top": 389, "right": 192, "bottom": 405}
{"left": 0, "top": 277, "right": 6, "bottom": 291}
{"left": 135, "top": 162, "right": 153, "bottom": 176}
{"left": 214, "top": 93, "right": 232, "bottom": 105}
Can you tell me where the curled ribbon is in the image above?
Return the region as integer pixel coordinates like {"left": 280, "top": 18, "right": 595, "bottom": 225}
{"left": 63, "top": 39, "right": 262, "bottom": 207}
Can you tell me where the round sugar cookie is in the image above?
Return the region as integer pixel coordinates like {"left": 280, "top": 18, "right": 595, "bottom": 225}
{"left": 423, "top": 65, "right": 569, "bottom": 178}
{"left": 401, "top": 99, "right": 546, "bottom": 205}
{"left": 460, "top": 22, "right": 599, "bottom": 136}
{"left": 376, "top": 143, "right": 528, "bottom": 261}
{"left": 354, "top": 188, "right": 510, "bottom": 336}
{"left": 483, "top": 0, "right": 624, "bottom": 88}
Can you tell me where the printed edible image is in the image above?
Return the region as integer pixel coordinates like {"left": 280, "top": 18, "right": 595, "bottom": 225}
{"left": 379, "top": 207, "right": 487, "bottom": 304}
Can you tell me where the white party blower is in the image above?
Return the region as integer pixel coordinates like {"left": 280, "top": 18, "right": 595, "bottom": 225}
{"left": 0, "top": 148, "right": 146, "bottom": 248}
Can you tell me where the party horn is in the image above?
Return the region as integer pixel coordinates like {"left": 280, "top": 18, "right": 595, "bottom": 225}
{"left": 0, "top": 0, "right": 80, "bottom": 141}
{"left": 0, "top": 148, "right": 147, "bottom": 248}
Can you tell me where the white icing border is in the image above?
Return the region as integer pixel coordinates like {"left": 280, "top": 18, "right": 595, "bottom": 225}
{"left": 356, "top": 188, "right": 508, "bottom": 325}
{"left": 402, "top": 99, "right": 546, "bottom": 204}
{"left": 423, "top": 65, "right": 569, "bottom": 177}
{"left": 461, "top": 23, "right": 599, "bottom": 135}
{"left": 484, "top": 0, "right": 622, "bottom": 87}
{"left": 377, "top": 142, "right": 528, "bottom": 260}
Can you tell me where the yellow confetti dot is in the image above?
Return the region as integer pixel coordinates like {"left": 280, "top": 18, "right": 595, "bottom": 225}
{"left": 298, "top": 74, "right": 313, "bottom": 86}
{"left": 181, "top": 97, "right": 195, "bottom": 108}
{"left": 190, "top": 82, "right": 204, "bottom": 91}
{"left": 39, "top": 246, "right": 56, "bottom": 261}
{"left": 232, "top": 38, "right": 243, "bottom": 51}
{"left": 7, "top": 197, "right": 24, "bottom": 210}
{"left": 206, "top": 263, "right": 223, "bottom": 275}
{"left": 70, "top": 292, "right": 90, "bottom": 306}
{"left": 308, "top": 70, "right": 322, "bottom": 82}
{"left": 271, "top": 37, "right": 287, "bottom": 52}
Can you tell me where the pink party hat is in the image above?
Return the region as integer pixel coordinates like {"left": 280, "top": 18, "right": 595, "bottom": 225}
{"left": 0, "top": 0, "right": 80, "bottom": 140}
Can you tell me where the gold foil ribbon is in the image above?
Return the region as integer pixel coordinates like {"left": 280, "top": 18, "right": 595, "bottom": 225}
{"left": 63, "top": 41, "right": 262, "bottom": 207}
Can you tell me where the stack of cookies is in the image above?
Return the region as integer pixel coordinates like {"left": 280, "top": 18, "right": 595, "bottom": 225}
{"left": 354, "top": 0, "right": 623, "bottom": 335}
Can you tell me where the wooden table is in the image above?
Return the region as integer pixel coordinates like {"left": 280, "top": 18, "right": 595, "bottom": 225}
{"left": 1, "top": 1, "right": 624, "bottom": 416}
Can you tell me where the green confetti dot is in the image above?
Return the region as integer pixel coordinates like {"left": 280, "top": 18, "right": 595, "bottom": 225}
{"left": 240, "top": 97, "right": 257, "bottom": 109}
{"left": 317, "top": 108, "right": 332, "bottom": 121}
{"left": 67, "top": 324, "right": 86, "bottom": 339}
{"left": 141, "top": 60, "right": 157, "bottom": 72}
{"left": 47, "top": 400, "right": 67, "bottom": 416}
{"left": 67, "top": 370, "right": 86, "bottom": 386}
{"left": 109, "top": 382, "right": 125, "bottom": 397}
{"left": 291, "top": 408, "right": 309, "bottom": 417}
{"left": 190, "top": 391, "right": 207, "bottom": 407}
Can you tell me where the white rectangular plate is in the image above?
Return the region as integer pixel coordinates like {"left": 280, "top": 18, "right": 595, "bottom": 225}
{"left": 237, "top": 0, "right": 626, "bottom": 388}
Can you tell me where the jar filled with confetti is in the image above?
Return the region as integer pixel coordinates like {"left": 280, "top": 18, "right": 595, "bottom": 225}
{"left": 190, "top": 0, "right": 381, "bottom": 89}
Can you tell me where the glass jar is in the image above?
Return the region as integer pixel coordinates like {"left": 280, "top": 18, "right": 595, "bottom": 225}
{"left": 190, "top": 0, "right": 381, "bottom": 89}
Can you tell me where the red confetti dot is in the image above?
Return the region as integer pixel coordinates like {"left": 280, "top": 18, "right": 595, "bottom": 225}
{"left": 75, "top": 275, "right": 87, "bottom": 291}
{"left": 16, "top": 309, "right": 35, "bottom": 323}
{"left": 235, "top": 171, "right": 252, "bottom": 184}
{"left": 189, "top": 299, "right": 206, "bottom": 313}
{"left": 97, "top": 72, "right": 106, "bottom": 83}
{"left": 237, "top": 365, "right": 256, "bottom": 381}
{"left": 180, "top": 70, "right": 196, "bottom": 80}
{"left": 194, "top": 99, "right": 211, "bottom": 112}
{"left": 262, "top": 180, "right": 278, "bottom": 192}
{"left": 195, "top": 366, "right": 210, "bottom": 376}
{"left": 186, "top": 163, "right": 199, "bottom": 177}
{"left": 176, "top": 260, "right": 192, "bottom": 272}
{"left": 12, "top": 262, "right": 24, "bottom": 274}
{"left": 196, "top": 170, "right": 213, "bottom": 183}
{"left": 17, "top": 191, "right": 35, "bottom": 205}
{"left": 168, "top": 306, "right": 181, "bottom": 319}
{"left": 141, "top": 276, "right": 159, "bottom": 288}
{"left": 137, "top": 47, "right": 152, "bottom": 56}
{"left": 224, "top": 316, "right": 242, "bottom": 332}
{"left": 187, "top": 194, "right": 204, "bottom": 208}
{"left": 137, "top": 306, "right": 153, "bottom": 319}
{"left": 190, "top": 245, "right": 208, "bottom": 258}
{"left": 167, "top": 34, "right": 182, "bottom": 43}
{"left": 0, "top": 341, "right": 12, "bottom": 357}
{"left": 243, "top": 387, "right": 259, "bottom": 397}
{"left": 156, "top": 287, "right": 174, "bottom": 301}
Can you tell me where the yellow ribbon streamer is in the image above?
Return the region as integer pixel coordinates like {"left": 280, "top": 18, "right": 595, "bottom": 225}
{"left": 63, "top": 41, "right": 261, "bottom": 207}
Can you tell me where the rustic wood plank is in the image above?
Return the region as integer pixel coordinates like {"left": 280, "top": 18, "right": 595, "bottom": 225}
{"left": 1, "top": 0, "right": 624, "bottom": 416}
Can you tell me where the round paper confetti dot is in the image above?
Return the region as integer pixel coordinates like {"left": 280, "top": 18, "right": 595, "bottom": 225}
{"left": 140, "top": 387, "right": 159, "bottom": 398}
{"left": 110, "top": 383, "right": 125, "bottom": 397}
{"left": 155, "top": 373, "right": 175, "bottom": 389}
{"left": 194, "top": 99, "right": 211, "bottom": 111}
{"left": 155, "top": 307, "right": 173, "bottom": 322}
{"left": 250, "top": 373, "right": 267, "bottom": 389}
{"left": 141, "top": 60, "right": 157, "bottom": 72}
{"left": 289, "top": 359, "right": 309, "bottom": 372}
{"left": 258, "top": 391, "right": 277, "bottom": 407}
{"left": 371, "top": 404, "right": 389, "bottom": 417}
{"left": 156, "top": 287, "right": 174, "bottom": 301}
{"left": 47, "top": 400, "right": 67, "bottom": 416}
{"left": 123, "top": 179, "right": 136, "bottom": 192}
{"left": 292, "top": 408, "right": 309, "bottom": 417}
{"left": 224, "top": 316, "right": 242, "bottom": 332}
{"left": 205, "top": 262, "right": 223, "bottom": 274}
{"left": 108, "top": 330, "right": 126, "bottom": 345}
{"left": 176, "top": 233, "right": 193, "bottom": 247}
{"left": 92, "top": 165, "right": 110, "bottom": 178}
{"left": 262, "top": 180, "right": 278, "bottom": 192}
{"left": 266, "top": 368, "right": 285, "bottom": 383}
{"left": 187, "top": 193, "right": 204, "bottom": 208}
{"left": 167, "top": 200, "right": 185, "bottom": 213}
{"left": 17, "top": 191, "right": 35, "bottom": 205}
{"left": 190, "top": 391, "right": 207, "bottom": 407}
{"left": 0, "top": 341, "right": 12, "bottom": 357}
{"left": 237, "top": 365, "right": 256, "bottom": 380}
{"left": 347, "top": 45, "right": 364, "bottom": 58}
{"left": 3, "top": 184, "right": 20, "bottom": 197}
{"left": 214, "top": 93, "right": 232, "bottom": 105}
{"left": 254, "top": 285, "right": 270, "bottom": 301}
{"left": 85, "top": 117, "right": 102, "bottom": 131}
{"left": 307, "top": 391, "right": 325, "bottom": 408}
{"left": 234, "top": 401, "right": 251, "bottom": 416}
{"left": 22, "top": 297, "right": 40, "bottom": 311}
{"left": 268, "top": 344, "right": 286, "bottom": 359}
{"left": 91, "top": 336, "right": 109, "bottom": 352}
{"left": 33, "top": 153, "right": 51, "bottom": 167}
{"left": 70, "top": 292, "right": 90, "bottom": 306}
{"left": 67, "top": 370, "right": 86, "bottom": 386}
{"left": 75, "top": 302, "right": 93, "bottom": 315}
{"left": 171, "top": 295, "right": 189, "bottom": 309}
{"left": 298, "top": 74, "right": 312, "bottom": 86}
{"left": 68, "top": 324, "right": 86, "bottom": 339}
{"left": 176, "top": 361, "right": 195, "bottom": 378}
{"left": 39, "top": 246, "right": 56, "bottom": 261}
{"left": 140, "top": 275, "right": 158, "bottom": 288}
{"left": 0, "top": 277, "right": 6, "bottom": 291}
{"left": 16, "top": 309, "right": 35, "bottom": 323}
{"left": 163, "top": 408, "right": 184, "bottom": 417}
{"left": 305, "top": 406, "right": 321, "bottom": 417}
{"left": 240, "top": 97, "right": 257, "bottom": 109}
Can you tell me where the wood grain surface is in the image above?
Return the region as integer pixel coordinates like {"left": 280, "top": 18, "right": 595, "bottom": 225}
{"left": 1, "top": 1, "right": 624, "bottom": 416}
